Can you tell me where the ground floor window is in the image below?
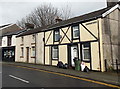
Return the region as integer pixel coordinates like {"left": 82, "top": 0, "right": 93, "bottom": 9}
{"left": 21, "top": 47, "right": 24, "bottom": 57}
{"left": 52, "top": 46, "right": 58, "bottom": 60}
{"left": 31, "top": 46, "right": 35, "bottom": 57}
{"left": 82, "top": 43, "right": 90, "bottom": 62}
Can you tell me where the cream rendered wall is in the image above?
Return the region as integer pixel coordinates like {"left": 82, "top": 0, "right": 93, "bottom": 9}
{"left": 91, "top": 42, "right": 100, "bottom": 71}
{"left": 36, "top": 32, "right": 44, "bottom": 64}
{"left": 45, "top": 47, "right": 50, "bottom": 65}
{"left": 45, "top": 31, "right": 53, "bottom": 45}
{"left": 59, "top": 45, "right": 68, "bottom": 64}
{"left": 52, "top": 60, "right": 58, "bottom": 66}
{"left": 80, "top": 20, "right": 98, "bottom": 41}
{"left": 60, "top": 27, "right": 72, "bottom": 44}
{"left": 98, "top": 18, "right": 104, "bottom": 72}
{"left": 2, "top": 36, "right": 7, "bottom": 47}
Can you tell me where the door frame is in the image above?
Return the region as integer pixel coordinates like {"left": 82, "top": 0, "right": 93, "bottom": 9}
{"left": 26, "top": 47, "right": 29, "bottom": 63}
{"left": 67, "top": 43, "right": 79, "bottom": 67}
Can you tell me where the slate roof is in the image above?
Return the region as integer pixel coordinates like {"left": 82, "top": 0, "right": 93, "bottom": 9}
{"left": 16, "top": 26, "right": 47, "bottom": 37}
{"left": 17, "top": 5, "right": 114, "bottom": 37}
{"left": 0, "top": 24, "right": 11, "bottom": 29}
{"left": 3, "top": 29, "right": 26, "bottom": 37}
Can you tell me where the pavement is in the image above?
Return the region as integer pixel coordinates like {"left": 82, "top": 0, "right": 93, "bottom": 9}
{"left": 2, "top": 62, "right": 120, "bottom": 86}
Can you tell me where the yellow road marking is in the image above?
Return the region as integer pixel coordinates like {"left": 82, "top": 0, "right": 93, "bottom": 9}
{"left": 6, "top": 64, "right": 120, "bottom": 88}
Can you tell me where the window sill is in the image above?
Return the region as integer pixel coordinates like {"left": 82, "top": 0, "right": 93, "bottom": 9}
{"left": 31, "top": 43, "right": 36, "bottom": 45}
{"left": 31, "top": 56, "right": 35, "bottom": 58}
{"left": 72, "top": 37, "right": 79, "bottom": 40}
{"left": 20, "top": 44, "right": 24, "bottom": 46}
{"left": 20, "top": 56, "right": 24, "bottom": 58}
{"left": 52, "top": 59, "right": 58, "bottom": 60}
{"left": 82, "top": 60, "right": 90, "bottom": 63}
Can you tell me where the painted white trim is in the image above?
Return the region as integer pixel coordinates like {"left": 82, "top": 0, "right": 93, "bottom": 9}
{"left": 102, "top": 4, "right": 120, "bottom": 17}
{"left": 9, "top": 75, "right": 29, "bottom": 84}
{"left": 0, "top": 24, "right": 14, "bottom": 30}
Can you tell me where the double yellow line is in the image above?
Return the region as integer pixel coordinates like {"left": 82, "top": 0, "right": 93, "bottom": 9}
{"left": 7, "top": 64, "right": 120, "bottom": 88}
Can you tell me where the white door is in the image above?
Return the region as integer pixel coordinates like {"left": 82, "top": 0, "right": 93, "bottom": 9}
{"left": 71, "top": 45, "right": 78, "bottom": 66}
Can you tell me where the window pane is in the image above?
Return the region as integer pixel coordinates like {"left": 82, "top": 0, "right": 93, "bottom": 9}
{"left": 32, "top": 47, "right": 35, "bottom": 56}
{"left": 73, "top": 26, "right": 79, "bottom": 38}
{"left": 52, "top": 46, "right": 58, "bottom": 59}
{"left": 21, "top": 48, "right": 24, "bottom": 56}
{"left": 84, "top": 43, "right": 90, "bottom": 48}
{"left": 82, "top": 43, "right": 90, "bottom": 61}
{"left": 54, "top": 30, "right": 60, "bottom": 41}
{"left": 84, "top": 49, "right": 90, "bottom": 59}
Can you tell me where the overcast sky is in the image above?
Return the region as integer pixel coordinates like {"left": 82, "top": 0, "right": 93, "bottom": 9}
{"left": 0, "top": 0, "right": 113, "bottom": 26}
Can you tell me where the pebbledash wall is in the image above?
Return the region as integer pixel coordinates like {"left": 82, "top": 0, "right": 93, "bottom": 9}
{"left": 15, "top": 3, "right": 120, "bottom": 72}
{"left": 15, "top": 32, "right": 44, "bottom": 64}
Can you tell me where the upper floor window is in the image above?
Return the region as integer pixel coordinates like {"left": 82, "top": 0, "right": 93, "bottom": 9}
{"left": 32, "top": 34, "right": 35, "bottom": 42}
{"left": 72, "top": 25, "right": 79, "bottom": 39}
{"left": 21, "top": 47, "right": 24, "bottom": 57}
{"left": 7, "top": 36, "right": 12, "bottom": 46}
{"left": 82, "top": 43, "right": 90, "bottom": 62}
{"left": 21, "top": 37, "right": 24, "bottom": 44}
{"left": 54, "top": 29, "right": 60, "bottom": 42}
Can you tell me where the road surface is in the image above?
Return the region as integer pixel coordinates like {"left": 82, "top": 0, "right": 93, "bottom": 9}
{"left": 2, "top": 63, "right": 117, "bottom": 88}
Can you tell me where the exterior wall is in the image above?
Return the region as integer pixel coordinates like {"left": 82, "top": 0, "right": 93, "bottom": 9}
{"left": 15, "top": 32, "right": 44, "bottom": 64}
{"left": 45, "top": 47, "right": 50, "bottom": 65}
{"left": 36, "top": 32, "right": 44, "bottom": 64}
{"left": 11, "top": 35, "right": 16, "bottom": 46}
{"left": 102, "top": 8, "right": 120, "bottom": 70}
{"left": 45, "top": 19, "right": 102, "bottom": 71}
{"left": 2, "top": 36, "right": 7, "bottom": 47}
{"left": 0, "top": 24, "right": 21, "bottom": 46}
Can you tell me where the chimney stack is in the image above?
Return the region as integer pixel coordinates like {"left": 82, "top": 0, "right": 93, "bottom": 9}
{"left": 25, "top": 23, "right": 34, "bottom": 30}
{"left": 55, "top": 16, "right": 62, "bottom": 23}
{"left": 107, "top": 0, "right": 119, "bottom": 7}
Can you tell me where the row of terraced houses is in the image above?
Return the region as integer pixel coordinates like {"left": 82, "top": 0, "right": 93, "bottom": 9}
{"left": 1, "top": 1, "right": 120, "bottom": 72}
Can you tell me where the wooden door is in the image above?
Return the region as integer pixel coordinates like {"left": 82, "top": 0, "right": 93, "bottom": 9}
{"left": 26, "top": 47, "right": 29, "bottom": 63}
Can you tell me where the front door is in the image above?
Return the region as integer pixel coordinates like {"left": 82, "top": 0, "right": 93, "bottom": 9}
{"left": 68, "top": 44, "right": 78, "bottom": 67}
{"left": 26, "top": 47, "right": 29, "bottom": 63}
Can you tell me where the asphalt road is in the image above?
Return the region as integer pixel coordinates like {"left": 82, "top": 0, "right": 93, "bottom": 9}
{"left": 2, "top": 64, "right": 116, "bottom": 88}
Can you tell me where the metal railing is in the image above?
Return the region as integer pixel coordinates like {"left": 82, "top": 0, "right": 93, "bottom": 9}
{"left": 104, "top": 59, "right": 120, "bottom": 73}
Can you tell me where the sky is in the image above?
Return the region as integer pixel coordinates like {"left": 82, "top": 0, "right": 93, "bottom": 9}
{"left": 0, "top": 0, "right": 117, "bottom": 26}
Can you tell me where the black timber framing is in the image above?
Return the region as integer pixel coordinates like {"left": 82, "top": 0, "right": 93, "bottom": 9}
{"left": 59, "top": 26, "right": 71, "bottom": 44}
{"left": 61, "top": 29, "right": 72, "bottom": 43}
{"left": 81, "top": 23, "right": 98, "bottom": 40}
{"left": 45, "top": 40, "right": 98, "bottom": 46}
{"left": 45, "top": 31, "right": 52, "bottom": 44}
{"left": 44, "top": 16, "right": 101, "bottom": 32}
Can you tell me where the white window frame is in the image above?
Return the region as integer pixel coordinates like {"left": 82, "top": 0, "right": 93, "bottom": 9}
{"left": 21, "top": 47, "right": 24, "bottom": 57}
{"left": 54, "top": 30, "right": 60, "bottom": 42}
{"left": 52, "top": 46, "right": 58, "bottom": 60}
{"left": 31, "top": 46, "right": 35, "bottom": 57}
{"left": 82, "top": 43, "right": 90, "bottom": 62}
{"left": 72, "top": 25, "right": 79, "bottom": 39}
